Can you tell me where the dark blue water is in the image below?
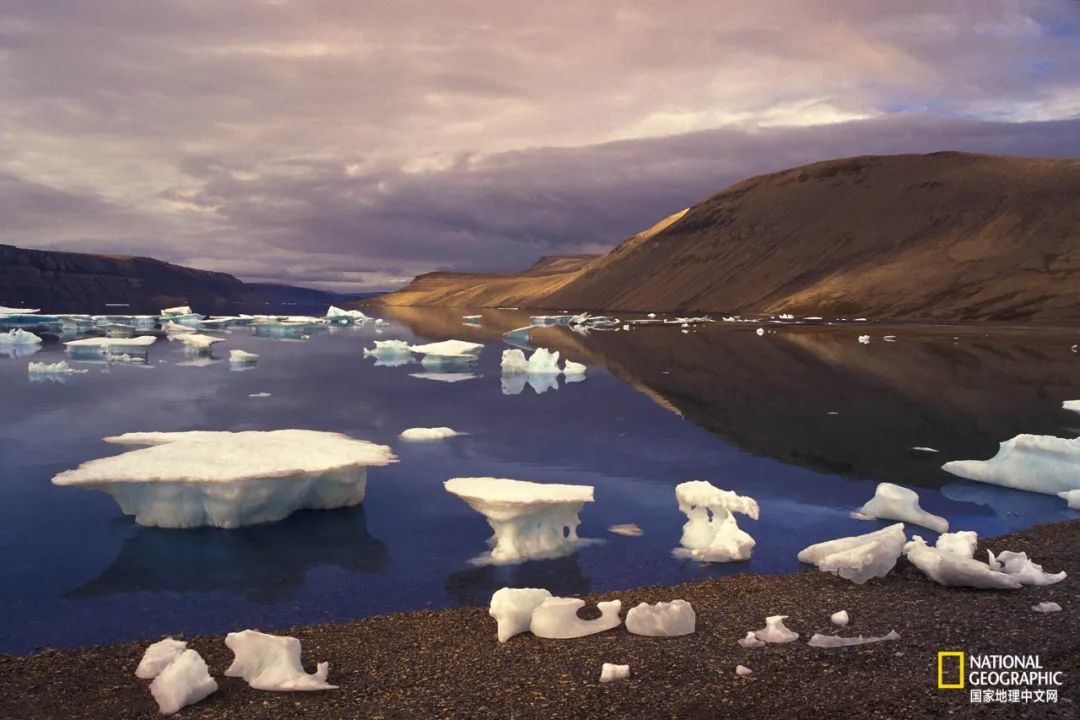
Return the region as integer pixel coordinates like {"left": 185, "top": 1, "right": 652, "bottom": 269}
{"left": 1, "top": 311, "right": 1077, "bottom": 653}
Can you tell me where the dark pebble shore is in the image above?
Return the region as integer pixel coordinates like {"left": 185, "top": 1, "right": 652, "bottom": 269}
{"left": 2, "top": 520, "right": 1077, "bottom": 719}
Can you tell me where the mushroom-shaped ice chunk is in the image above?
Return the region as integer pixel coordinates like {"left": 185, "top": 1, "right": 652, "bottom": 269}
{"left": 674, "top": 480, "right": 759, "bottom": 562}
{"left": 529, "top": 597, "right": 622, "bottom": 639}
{"left": 224, "top": 630, "right": 336, "bottom": 691}
{"left": 752, "top": 615, "right": 799, "bottom": 644}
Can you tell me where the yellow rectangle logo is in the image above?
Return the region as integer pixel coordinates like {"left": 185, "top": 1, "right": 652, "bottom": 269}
{"left": 938, "top": 651, "right": 965, "bottom": 689}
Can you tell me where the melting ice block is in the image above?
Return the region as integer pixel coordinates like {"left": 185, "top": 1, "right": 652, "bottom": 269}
{"left": 229, "top": 349, "right": 259, "bottom": 364}
{"left": 0, "top": 328, "right": 42, "bottom": 345}
{"left": 529, "top": 597, "right": 622, "bottom": 639}
{"left": 489, "top": 587, "right": 553, "bottom": 642}
{"left": 936, "top": 531, "right": 978, "bottom": 558}
{"left": 444, "top": 477, "right": 594, "bottom": 564}
{"left": 161, "top": 305, "right": 194, "bottom": 317}
{"left": 224, "top": 630, "right": 336, "bottom": 691}
{"left": 501, "top": 348, "right": 563, "bottom": 375}
{"left": 737, "top": 632, "right": 765, "bottom": 648}
{"left": 400, "top": 427, "right": 460, "bottom": 441}
{"left": 52, "top": 430, "right": 397, "bottom": 529}
{"left": 942, "top": 434, "right": 1080, "bottom": 496}
{"left": 752, "top": 615, "right": 799, "bottom": 644}
{"left": 851, "top": 483, "right": 949, "bottom": 533}
{"left": 64, "top": 335, "right": 157, "bottom": 357}
{"left": 830, "top": 611, "right": 849, "bottom": 627}
{"left": 599, "top": 663, "right": 630, "bottom": 683}
{"left": 149, "top": 649, "right": 218, "bottom": 715}
{"left": 989, "top": 550, "right": 1066, "bottom": 586}
{"left": 136, "top": 638, "right": 188, "bottom": 679}
{"left": 797, "top": 523, "right": 906, "bottom": 584}
{"left": 28, "top": 360, "right": 87, "bottom": 376}
{"left": 625, "top": 600, "right": 695, "bottom": 637}
{"left": 163, "top": 321, "right": 196, "bottom": 335}
{"left": 674, "top": 480, "right": 758, "bottom": 562}
{"left": 808, "top": 630, "right": 900, "bottom": 648}
{"left": 903, "top": 536, "right": 1021, "bottom": 589}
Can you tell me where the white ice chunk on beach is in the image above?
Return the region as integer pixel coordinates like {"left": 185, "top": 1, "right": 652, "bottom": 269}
{"left": 229, "top": 349, "right": 259, "bottom": 364}
{"left": 529, "top": 597, "right": 622, "bottom": 639}
{"left": 625, "top": 600, "right": 695, "bottom": 637}
{"left": 941, "top": 434, "right": 1080, "bottom": 496}
{"left": 936, "top": 531, "right": 978, "bottom": 559}
{"left": 599, "top": 663, "right": 630, "bottom": 683}
{"left": 52, "top": 430, "right": 397, "bottom": 529}
{"left": 1033, "top": 602, "right": 1062, "bottom": 613}
{"left": 830, "top": 610, "right": 849, "bottom": 627}
{"left": 902, "top": 536, "right": 1021, "bottom": 589}
{"left": 851, "top": 483, "right": 949, "bottom": 533}
{"left": 171, "top": 333, "right": 225, "bottom": 353}
{"left": 752, "top": 615, "right": 799, "bottom": 644}
{"left": 400, "top": 427, "right": 460, "bottom": 441}
{"left": 136, "top": 638, "right": 188, "bottom": 679}
{"left": 489, "top": 587, "right": 552, "bottom": 643}
{"left": 989, "top": 550, "right": 1066, "bottom": 586}
{"left": 224, "top": 630, "right": 336, "bottom": 691}
{"left": 1059, "top": 490, "right": 1080, "bottom": 509}
{"left": 0, "top": 328, "right": 42, "bottom": 345}
{"left": 149, "top": 649, "right": 218, "bottom": 715}
{"left": 443, "top": 477, "right": 594, "bottom": 564}
{"left": 808, "top": 630, "right": 900, "bottom": 648}
{"left": 797, "top": 523, "right": 906, "bottom": 584}
{"left": 737, "top": 632, "right": 765, "bottom": 648}
{"left": 28, "top": 360, "right": 87, "bottom": 375}
{"left": 674, "top": 480, "right": 759, "bottom": 562}
{"left": 735, "top": 665, "right": 753, "bottom": 677}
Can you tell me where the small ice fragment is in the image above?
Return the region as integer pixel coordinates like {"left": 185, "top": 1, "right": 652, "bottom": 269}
{"left": 625, "top": 600, "right": 695, "bottom": 637}
{"left": 735, "top": 665, "right": 753, "bottom": 677}
{"left": 991, "top": 550, "right": 1067, "bottom": 586}
{"left": 136, "top": 638, "right": 188, "bottom": 679}
{"left": 755, "top": 328, "right": 764, "bottom": 336}
{"left": 851, "top": 482, "right": 948, "bottom": 533}
{"left": 399, "top": 427, "right": 460, "bottom": 441}
{"left": 753, "top": 615, "right": 799, "bottom": 644}
{"left": 563, "top": 360, "right": 587, "bottom": 376}
{"left": 599, "top": 663, "right": 630, "bottom": 683}
{"left": 224, "top": 630, "right": 336, "bottom": 691}
{"left": 1032, "top": 602, "right": 1062, "bottom": 613}
{"left": 911, "top": 446, "right": 939, "bottom": 453}
{"left": 675, "top": 480, "right": 758, "bottom": 562}
{"left": 826, "top": 411, "right": 839, "bottom": 415}
{"left": 149, "top": 649, "right": 218, "bottom": 715}
{"left": 935, "top": 531, "right": 978, "bottom": 559}
{"left": 249, "top": 392, "right": 272, "bottom": 398}
{"left": 229, "top": 349, "right": 259, "bottom": 364}
{"left": 858, "top": 335, "right": 870, "bottom": 344}
{"left": 647, "top": 313, "right": 656, "bottom": 318}
{"left": 883, "top": 335, "right": 896, "bottom": 342}
{"left": 530, "top": 597, "right": 622, "bottom": 639}
{"left": 489, "top": 587, "right": 552, "bottom": 642}
{"left": 608, "top": 523, "right": 643, "bottom": 537}
{"left": 808, "top": 630, "right": 900, "bottom": 648}
{"left": 797, "top": 524, "right": 906, "bottom": 584}
{"left": 738, "top": 632, "right": 765, "bottom": 648}
{"left": 830, "top": 610, "right": 849, "bottom": 627}
{"left": 903, "top": 536, "right": 1021, "bottom": 589}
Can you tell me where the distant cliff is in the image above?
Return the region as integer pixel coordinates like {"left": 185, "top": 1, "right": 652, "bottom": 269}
{"left": 0, "top": 244, "right": 351, "bottom": 313}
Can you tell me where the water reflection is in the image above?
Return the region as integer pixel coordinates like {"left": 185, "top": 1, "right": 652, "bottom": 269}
{"left": 445, "top": 554, "right": 591, "bottom": 606}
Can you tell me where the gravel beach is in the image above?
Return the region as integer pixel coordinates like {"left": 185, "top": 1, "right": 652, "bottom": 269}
{"left": 2, "top": 520, "right": 1076, "bottom": 719}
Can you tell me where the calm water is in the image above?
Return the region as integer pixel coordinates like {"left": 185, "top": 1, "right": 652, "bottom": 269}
{"left": 1, "top": 308, "right": 1078, "bottom": 654}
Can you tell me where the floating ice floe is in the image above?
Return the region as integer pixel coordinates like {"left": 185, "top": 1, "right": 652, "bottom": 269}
{"left": 883, "top": 335, "right": 897, "bottom": 342}
{"left": 942, "top": 434, "right": 1080, "bottom": 496}
{"left": 797, "top": 523, "right": 907, "bottom": 584}
{"left": 674, "top": 480, "right": 758, "bottom": 562}
{"left": 443, "top": 477, "right": 594, "bottom": 564}
{"left": 326, "top": 305, "right": 370, "bottom": 324}
{"left": 248, "top": 392, "right": 272, "bottom": 398}
{"left": 735, "top": 665, "right": 753, "bottom": 677}
{"left": 163, "top": 321, "right": 196, "bottom": 335}
{"left": 529, "top": 597, "right": 622, "bottom": 639}
{"left": 501, "top": 348, "right": 559, "bottom": 374}
{"left": 935, "top": 530, "right": 978, "bottom": 559}
{"left": 851, "top": 482, "right": 949, "bottom": 534}
{"left": 599, "top": 663, "right": 630, "bottom": 683}
{"left": 912, "top": 446, "right": 939, "bottom": 453}
{"left": 149, "top": 649, "right": 218, "bottom": 715}
{"left": 902, "top": 536, "right": 1021, "bottom": 589}
{"left": 988, "top": 550, "right": 1066, "bottom": 586}
{"left": 489, "top": 587, "right": 552, "bottom": 642}
{"left": 1063, "top": 400, "right": 1080, "bottom": 414}
{"left": 752, "top": 615, "right": 799, "bottom": 644}
{"left": 858, "top": 335, "right": 870, "bottom": 344}
{"left": 28, "top": 360, "right": 87, "bottom": 376}
{"left": 625, "top": 600, "right": 695, "bottom": 637}
{"left": 462, "top": 314, "right": 482, "bottom": 325}
{"left": 737, "top": 632, "right": 765, "bottom": 648}
{"left": 0, "top": 306, "right": 39, "bottom": 314}
{"left": 364, "top": 339, "right": 413, "bottom": 367}
{"left": 161, "top": 305, "right": 193, "bottom": 317}
{"left": 171, "top": 333, "right": 225, "bottom": 353}
{"left": 64, "top": 335, "right": 157, "bottom": 358}
{"left": 1033, "top": 602, "right": 1062, "bottom": 613}
{"left": 808, "top": 630, "right": 900, "bottom": 648}
{"left": 608, "top": 523, "right": 643, "bottom": 537}
{"left": 1059, "top": 490, "right": 1080, "bottom": 509}
{"left": 563, "top": 360, "right": 587, "bottom": 379}
{"left": 400, "top": 427, "right": 460, "bottom": 441}
{"left": 229, "top": 349, "right": 259, "bottom": 365}
{"left": 0, "top": 328, "right": 42, "bottom": 346}
{"left": 831, "top": 611, "right": 849, "bottom": 627}
{"left": 224, "top": 630, "right": 336, "bottom": 691}
{"left": 52, "top": 430, "right": 397, "bottom": 529}
{"left": 409, "top": 339, "right": 483, "bottom": 363}
{"left": 136, "top": 638, "right": 188, "bottom": 679}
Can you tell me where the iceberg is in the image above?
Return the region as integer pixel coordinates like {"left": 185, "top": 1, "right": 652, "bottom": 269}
{"left": 443, "top": 477, "right": 594, "bottom": 564}
{"left": 1033, "top": 602, "right": 1062, "bottom": 613}
{"left": 1059, "top": 490, "right": 1080, "bottom": 509}
{"left": 489, "top": 587, "right": 552, "bottom": 642}
{"left": 160, "top": 305, "right": 193, "bottom": 317}
{"left": 326, "top": 305, "right": 370, "bottom": 324}
{"left": 136, "top": 638, "right": 188, "bottom": 679}
{"left": 500, "top": 348, "right": 567, "bottom": 375}
{"left": 229, "top": 349, "right": 259, "bottom": 365}
{"left": 224, "top": 630, "right": 336, "bottom": 691}
{"left": 529, "top": 597, "right": 622, "bottom": 639}
{"left": 64, "top": 335, "right": 156, "bottom": 358}
{"left": 28, "top": 360, "right": 87, "bottom": 376}
{"left": 902, "top": 536, "right": 1021, "bottom": 589}
{"left": 502, "top": 325, "right": 533, "bottom": 347}
{"left": 52, "top": 430, "right": 397, "bottom": 529}
{"left": 102, "top": 323, "right": 136, "bottom": 338}
{"left": 858, "top": 335, "right": 870, "bottom": 344}
{"left": 797, "top": 523, "right": 906, "bottom": 584}
{"left": 1062, "top": 400, "right": 1080, "bottom": 414}
{"left": 830, "top": 610, "right": 849, "bottom": 627}
{"left": 674, "top": 480, "right": 759, "bottom": 562}
{"left": 752, "top": 615, "right": 799, "bottom": 644}
{"left": 599, "top": 663, "right": 630, "bottom": 683}
{"left": 851, "top": 482, "right": 949, "bottom": 533}
{"left": 625, "top": 600, "right": 695, "bottom": 637}
{"left": 149, "top": 649, "right": 218, "bottom": 715}
{"left": 364, "top": 339, "right": 414, "bottom": 366}
{"left": 409, "top": 339, "right": 483, "bottom": 359}
{"left": 0, "top": 328, "right": 42, "bottom": 346}
{"left": 163, "top": 321, "right": 196, "bottom": 335}
{"left": 989, "top": 550, "right": 1066, "bottom": 586}
{"left": 808, "top": 630, "right": 900, "bottom": 648}
{"left": 935, "top": 530, "right": 978, "bottom": 558}
{"left": 942, "top": 434, "right": 1080, "bottom": 496}
{"left": 399, "top": 427, "right": 460, "bottom": 441}
{"left": 0, "top": 306, "right": 39, "bottom": 314}
{"left": 170, "top": 333, "right": 225, "bottom": 353}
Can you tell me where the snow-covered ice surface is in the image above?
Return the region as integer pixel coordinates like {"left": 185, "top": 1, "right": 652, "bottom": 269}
{"left": 224, "top": 630, "right": 336, "bottom": 691}
{"left": 851, "top": 482, "right": 949, "bottom": 533}
{"left": 136, "top": 637, "right": 188, "bottom": 679}
{"left": 399, "top": 427, "right": 461, "bottom": 441}
{"left": 625, "top": 600, "right": 695, "bottom": 637}
{"left": 599, "top": 663, "right": 630, "bottom": 683}
{"left": 902, "top": 536, "right": 1021, "bottom": 589}
{"left": 674, "top": 480, "right": 759, "bottom": 562}
{"left": 149, "top": 649, "right": 218, "bottom": 715}
{"left": 808, "top": 630, "right": 900, "bottom": 648}
{"left": 489, "top": 587, "right": 552, "bottom": 642}
{"left": 529, "top": 597, "right": 622, "bottom": 639}
{"left": 52, "top": 430, "right": 397, "bottom": 528}
{"left": 443, "top": 477, "right": 595, "bottom": 564}
{"left": 752, "top": 615, "right": 799, "bottom": 644}
{"left": 942, "top": 434, "right": 1080, "bottom": 495}
{"left": 797, "top": 523, "right": 906, "bottom": 584}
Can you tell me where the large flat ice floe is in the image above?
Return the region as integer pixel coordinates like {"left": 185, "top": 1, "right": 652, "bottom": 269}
{"left": 674, "top": 480, "right": 758, "bottom": 562}
{"left": 225, "top": 630, "right": 336, "bottom": 691}
{"left": 797, "top": 523, "right": 907, "bottom": 584}
{"left": 625, "top": 600, "right": 695, "bottom": 637}
{"left": 409, "top": 339, "right": 483, "bottom": 360}
{"left": 170, "top": 333, "right": 225, "bottom": 353}
{"left": 489, "top": 587, "right": 552, "bottom": 642}
{"left": 52, "top": 430, "right": 397, "bottom": 528}
{"left": 530, "top": 597, "right": 622, "bottom": 639}
{"left": 444, "top": 477, "right": 595, "bottom": 564}
{"left": 64, "top": 335, "right": 157, "bottom": 357}
{"left": 851, "top": 482, "right": 949, "bottom": 533}
{"left": 942, "top": 434, "right": 1080, "bottom": 496}
{"left": 148, "top": 649, "right": 218, "bottom": 715}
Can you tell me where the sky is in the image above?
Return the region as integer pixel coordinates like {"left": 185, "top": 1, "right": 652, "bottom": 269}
{"left": 1, "top": 1, "right": 1079, "bottom": 291}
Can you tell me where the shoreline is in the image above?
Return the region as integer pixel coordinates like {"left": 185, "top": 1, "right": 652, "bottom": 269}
{"left": 2, "top": 519, "right": 1076, "bottom": 719}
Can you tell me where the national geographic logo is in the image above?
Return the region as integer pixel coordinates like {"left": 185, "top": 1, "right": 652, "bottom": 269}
{"left": 938, "top": 651, "right": 1064, "bottom": 705}
{"left": 938, "top": 651, "right": 965, "bottom": 689}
